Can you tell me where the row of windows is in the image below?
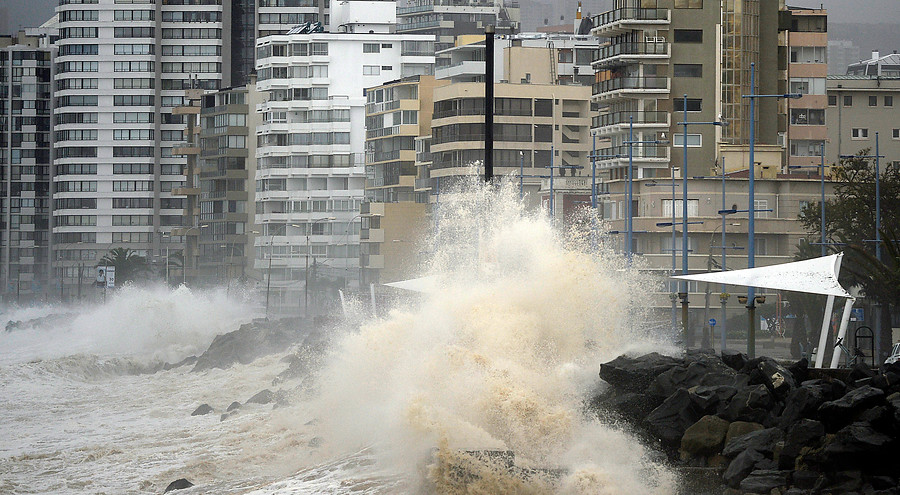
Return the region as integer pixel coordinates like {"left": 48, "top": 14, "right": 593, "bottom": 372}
{"left": 114, "top": 77, "right": 154, "bottom": 89}
{"left": 115, "top": 27, "right": 154, "bottom": 38}
{"left": 60, "top": 27, "right": 98, "bottom": 39}
{"left": 55, "top": 198, "right": 97, "bottom": 209}
{"left": 57, "top": 180, "right": 97, "bottom": 192}
{"left": 263, "top": 109, "right": 350, "bottom": 124}
{"left": 57, "top": 77, "right": 98, "bottom": 90}
{"left": 113, "top": 215, "right": 152, "bottom": 226}
{"left": 56, "top": 129, "right": 97, "bottom": 141}
{"left": 57, "top": 164, "right": 97, "bottom": 175}
{"left": 115, "top": 9, "right": 154, "bottom": 21}
{"left": 258, "top": 13, "right": 318, "bottom": 24}
{"left": 257, "top": 154, "right": 358, "bottom": 169}
{"left": 828, "top": 94, "right": 894, "bottom": 107}
{"left": 850, "top": 128, "right": 900, "bottom": 140}
{"left": 264, "top": 87, "right": 329, "bottom": 101}
{"left": 257, "top": 132, "right": 350, "bottom": 147}
{"left": 57, "top": 215, "right": 96, "bottom": 226}
{"left": 114, "top": 111, "right": 153, "bottom": 123}
{"left": 115, "top": 61, "right": 154, "bottom": 72}
{"left": 115, "top": 44, "right": 154, "bottom": 55}
{"left": 257, "top": 42, "right": 328, "bottom": 59}
{"left": 161, "top": 28, "right": 221, "bottom": 39}
{"left": 161, "top": 62, "right": 221, "bottom": 73}
{"left": 58, "top": 61, "right": 98, "bottom": 73}
{"left": 113, "top": 129, "right": 153, "bottom": 140}
{"left": 161, "top": 45, "right": 220, "bottom": 56}
{"left": 161, "top": 11, "right": 220, "bottom": 22}
{"left": 59, "top": 44, "right": 98, "bottom": 56}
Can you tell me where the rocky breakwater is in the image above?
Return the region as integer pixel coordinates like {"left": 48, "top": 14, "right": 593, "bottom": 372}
{"left": 591, "top": 350, "right": 900, "bottom": 494}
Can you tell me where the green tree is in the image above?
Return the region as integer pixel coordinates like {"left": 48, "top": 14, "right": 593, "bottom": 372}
{"left": 98, "top": 247, "right": 150, "bottom": 285}
{"left": 798, "top": 149, "right": 900, "bottom": 359}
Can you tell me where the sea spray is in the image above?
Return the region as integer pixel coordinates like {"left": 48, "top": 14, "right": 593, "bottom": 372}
{"left": 310, "top": 178, "right": 678, "bottom": 493}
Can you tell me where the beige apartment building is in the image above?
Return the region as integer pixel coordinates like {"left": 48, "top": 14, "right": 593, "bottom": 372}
{"left": 826, "top": 75, "right": 900, "bottom": 168}
{"left": 361, "top": 75, "right": 445, "bottom": 284}
{"left": 784, "top": 7, "right": 828, "bottom": 172}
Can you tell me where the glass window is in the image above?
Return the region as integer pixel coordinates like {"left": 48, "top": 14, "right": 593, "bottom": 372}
{"left": 673, "top": 29, "right": 703, "bottom": 42}
{"left": 673, "top": 64, "right": 702, "bottom": 77}
{"left": 674, "top": 98, "right": 702, "bottom": 112}
{"left": 828, "top": 95, "right": 837, "bottom": 106}
{"left": 869, "top": 95, "right": 878, "bottom": 107}
{"left": 885, "top": 96, "right": 893, "bottom": 107}
{"left": 673, "top": 133, "right": 702, "bottom": 147}
{"left": 851, "top": 128, "right": 868, "bottom": 139}
{"left": 843, "top": 95, "right": 852, "bottom": 106}
{"left": 674, "top": 0, "right": 702, "bottom": 7}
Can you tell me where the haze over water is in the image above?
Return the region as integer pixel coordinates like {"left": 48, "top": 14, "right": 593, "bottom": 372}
{"left": 0, "top": 180, "right": 679, "bottom": 494}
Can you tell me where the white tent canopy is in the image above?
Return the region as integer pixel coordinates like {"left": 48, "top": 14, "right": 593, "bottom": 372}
{"left": 671, "top": 253, "right": 851, "bottom": 298}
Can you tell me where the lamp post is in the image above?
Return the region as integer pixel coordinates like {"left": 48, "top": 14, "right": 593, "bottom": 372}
{"left": 676, "top": 94, "right": 729, "bottom": 349}
{"left": 306, "top": 216, "right": 335, "bottom": 317}
{"left": 623, "top": 115, "right": 669, "bottom": 265}
{"left": 742, "top": 62, "right": 802, "bottom": 358}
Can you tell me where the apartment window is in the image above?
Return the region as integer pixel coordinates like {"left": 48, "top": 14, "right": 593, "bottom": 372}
{"left": 662, "top": 199, "right": 700, "bottom": 217}
{"left": 675, "top": 0, "right": 702, "bottom": 7}
{"left": 852, "top": 128, "right": 869, "bottom": 139}
{"left": 113, "top": 95, "right": 154, "bottom": 106}
{"left": 363, "top": 65, "right": 380, "bottom": 76}
{"left": 113, "top": 180, "right": 153, "bottom": 191}
{"left": 673, "top": 29, "right": 703, "bottom": 43}
{"left": 114, "top": 27, "right": 154, "bottom": 38}
{"left": 534, "top": 99, "right": 552, "bottom": 117}
{"left": 893, "top": 129, "right": 900, "bottom": 139}
{"left": 113, "top": 129, "right": 153, "bottom": 140}
{"left": 673, "top": 98, "right": 702, "bottom": 112}
{"left": 885, "top": 96, "right": 893, "bottom": 107}
{"left": 311, "top": 42, "right": 328, "bottom": 55}
{"left": 113, "top": 112, "right": 153, "bottom": 123}
{"left": 113, "top": 163, "right": 153, "bottom": 174}
{"left": 363, "top": 43, "right": 380, "bottom": 53}
{"left": 114, "top": 9, "right": 153, "bottom": 21}
{"left": 790, "top": 108, "right": 825, "bottom": 126}
{"left": 789, "top": 78, "right": 825, "bottom": 95}
{"left": 673, "top": 133, "right": 702, "bottom": 147}
{"left": 828, "top": 95, "right": 837, "bottom": 106}
{"left": 869, "top": 95, "right": 878, "bottom": 107}
{"left": 674, "top": 64, "right": 702, "bottom": 77}
{"left": 114, "top": 61, "right": 154, "bottom": 72}
{"left": 112, "top": 215, "right": 152, "bottom": 226}
{"left": 843, "top": 95, "right": 852, "bottom": 106}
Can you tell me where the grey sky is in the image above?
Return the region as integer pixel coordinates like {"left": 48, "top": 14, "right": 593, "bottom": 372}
{"left": 2, "top": 0, "right": 899, "bottom": 36}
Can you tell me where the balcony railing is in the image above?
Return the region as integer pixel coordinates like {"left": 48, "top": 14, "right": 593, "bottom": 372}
{"left": 595, "top": 42, "right": 669, "bottom": 64}
{"left": 597, "top": 145, "right": 669, "bottom": 160}
{"left": 592, "top": 8, "right": 669, "bottom": 29}
{"left": 592, "top": 76, "right": 668, "bottom": 95}
{"left": 593, "top": 111, "right": 669, "bottom": 128}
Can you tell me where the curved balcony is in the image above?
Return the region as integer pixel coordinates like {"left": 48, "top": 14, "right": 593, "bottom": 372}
{"left": 593, "top": 42, "right": 670, "bottom": 69}
{"left": 591, "top": 8, "right": 670, "bottom": 37}
{"left": 592, "top": 111, "right": 670, "bottom": 134}
{"left": 592, "top": 76, "right": 669, "bottom": 101}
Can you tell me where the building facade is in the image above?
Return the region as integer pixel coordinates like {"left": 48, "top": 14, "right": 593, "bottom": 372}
{"left": 784, "top": 7, "right": 828, "bottom": 172}
{"left": 1, "top": 31, "right": 54, "bottom": 303}
{"left": 254, "top": 3, "right": 435, "bottom": 312}
{"left": 826, "top": 75, "right": 900, "bottom": 168}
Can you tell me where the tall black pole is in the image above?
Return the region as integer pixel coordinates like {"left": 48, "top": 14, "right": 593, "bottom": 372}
{"left": 484, "top": 25, "right": 495, "bottom": 182}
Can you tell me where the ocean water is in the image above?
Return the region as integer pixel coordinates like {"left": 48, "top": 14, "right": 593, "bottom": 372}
{"left": 0, "top": 180, "right": 681, "bottom": 494}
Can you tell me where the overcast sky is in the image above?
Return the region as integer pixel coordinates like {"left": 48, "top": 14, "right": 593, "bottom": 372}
{"left": 3, "top": 0, "right": 900, "bottom": 36}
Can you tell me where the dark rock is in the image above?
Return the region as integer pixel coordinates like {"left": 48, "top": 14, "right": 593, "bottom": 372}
{"left": 777, "top": 382, "right": 829, "bottom": 428}
{"left": 721, "top": 350, "right": 748, "bottom": 372}
{"left": 680, "top": 415, "right": 731, "bottom": 457}
{"left": 723, "top": 449, "right": 766, "bottom": 488}
{"left": 817, "top": 385, "right": 885, "bottom": 430}
{"left": 598, "top": 353, "right": 682, "bottom": 394}
{"left": 604, "top": 392, "right": 663, "bottom": 422}
{"left": 644, "top": 389, "right": 705, "bottom": 448}
{"left": 219, "top": 411, "right": 237, "bottom": 421}
{"left": 190, "top": 404, "right": 213, "bottom": 416}
{"left": 722, "top": 427, "right": 784, "bottom": 458}
{"left": 192, "top": 317, "right": 307, "bottom": 372}
{"left": 226, "top": 401, "right": 241, "bottom": 412}
{"left": 725, "top": 421, "right": 765, "bottom": 445}
{"left": 739, "top": 469, "right": 791, "bottom": 494}
{"left": 689, "top": 385, "right": 737, "bottom": 415}
{"left": 722, "top": 384, "right": 775, "bottom": 424}
{"left": 779, "top": 419, "right": 825, "bottom": 470}
{"left": 820, "top": 422, "right": 894, "bottom": 471}
{"left": 647, "top": 359, "right": 737, "bottom": 399}
{"left": 307, "top": 436, "right": 323, "bottom": 448}
{"left": 787, "top": 358, "right": 810, "bottom": 384}
{"left": 827, "top": 470, "right": 863, "bottom": 492}
{"left": 782, "top": 489, "right": 811, "bottom": 495}
{"left": 870, "top": 371, "right": 900, "bottom": 391}
{"left": 790, "top": 470, "right": 821, "bottom": 489}
{"left": 247, "top": 389, "right": 275, "bottom": 405}
{"left": 848, "top": 363, "right": 876, "bottom": 382}
{"left": 163, "top": 355, "right": 198, "bottom": 371}
{"left": 758, "top": 359, "right": 797, "bottom": 392}
{"left": 164, "top": 478, "right": 194, "bottom": 492}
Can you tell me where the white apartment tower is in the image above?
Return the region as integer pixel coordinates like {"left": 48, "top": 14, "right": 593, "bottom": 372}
{"left": 53, "top": 0, "right": 227, "bottom": 281}
{"left": 254, "top": 1, "right": 434, "bottom": 312}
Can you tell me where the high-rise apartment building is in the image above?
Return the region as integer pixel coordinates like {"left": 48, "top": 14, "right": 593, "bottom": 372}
{"left": 254, "top": 1, "right": 434, "bottom": 312}
{"left": 1, "top": 31, "right": 54, "bottom": 303}
{"left": 52, "top": 0, "right": 228, "bottom": 292}
{"left": 784, "top": 7, "right": 828, "bottom": 172}
{"left": 591, "top": 0, "right": 786, "bottom": 183}
{"left": 397, "top": 0, "right": 521, "bottom": 66}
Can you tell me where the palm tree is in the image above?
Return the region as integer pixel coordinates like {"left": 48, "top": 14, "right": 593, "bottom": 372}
{"left": 98, "top": 247, "right": 149, "bottom": 285}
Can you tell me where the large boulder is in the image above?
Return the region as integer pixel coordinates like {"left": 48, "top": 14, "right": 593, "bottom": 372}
{"left": 644, "top": 389, "right": 705, "bottom": 448}
{"left": 721, "top": 350, "right": 748, "bottom": 372}
{"left": 820, "top": 421, "right": 894, "bottom": 471}
{"left": 739, "top": 470, "right": 791, "bottom": 494}
{"left": 817, "top": 385, "right": 885, "bottom": 431}
{"left": 777, "top": 381, "right": 830, "bottom": 428}
{"left": 680, "top": 415, "right": 731, "bottom": 457}
{"left": 647, "top": 359, "right": 737, "bottom": 399}
{"left": 725, "top": 421, "right": 764, "bottom": 445}
{"left": 604, "top": 392, "right": 663, "bottom": 422}
{"left": 192, "top": 318, "right": 308, "bottom": 372}
{"left": 778, "top": 419, "right": 825, "bottom": 470}
{"left": 689, "top": 385, "right": 737, "bottom": 415}
{"left": 723, "top": 449, "right": 767, "bottom": 488}
{"left": 247, "top": 389, "right": 276, "bottom": 405}
{"left": 190, "top": 404, "right": 213, "bottom": 416}
{"left": 721, "top": 384, "right": 776, "bottom": 424}
{"left": 722, "top": 427, "right": 784, "bottom": 458}
{"left": 598, "top": 353, "right": 682, "bottom": 394}
{"left": 164, "top": 479, "right": 194, "bottom": 492}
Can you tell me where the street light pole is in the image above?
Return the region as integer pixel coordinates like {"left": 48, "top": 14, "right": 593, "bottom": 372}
{"left": 305, "top": 217, "right": 334, "bottom": 317}
{"left": 741, "top": 62, "right": 802, "bottom": 358}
